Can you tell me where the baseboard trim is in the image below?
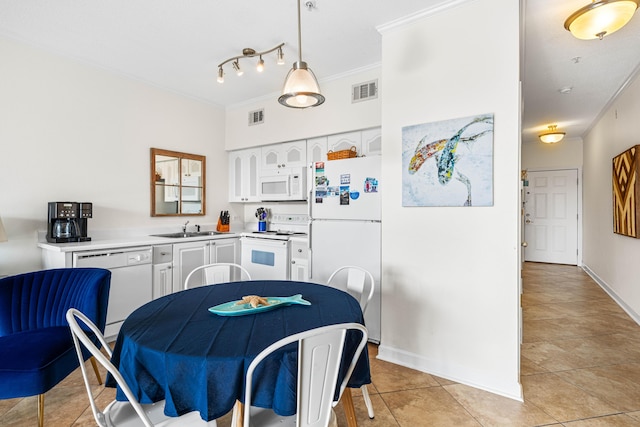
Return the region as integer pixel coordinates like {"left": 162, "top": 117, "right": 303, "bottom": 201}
{"left": 582, "top": 264, "right": 640, "bottom": 326}
{"left": 376, "top": 343, "right": 523, "bottom": 402}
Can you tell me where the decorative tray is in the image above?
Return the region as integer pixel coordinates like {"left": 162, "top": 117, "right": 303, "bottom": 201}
{"left": 208, "top": 294, "right": 311, "bottom": 317}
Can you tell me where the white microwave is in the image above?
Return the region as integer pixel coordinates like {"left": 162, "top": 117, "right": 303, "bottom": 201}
{"left": 259, "top": 167, "right": 307, "bottom": 201}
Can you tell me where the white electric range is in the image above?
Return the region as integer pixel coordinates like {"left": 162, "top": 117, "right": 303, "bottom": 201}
{"left": 240, "top": 214, "right": 309, "bottom": 280}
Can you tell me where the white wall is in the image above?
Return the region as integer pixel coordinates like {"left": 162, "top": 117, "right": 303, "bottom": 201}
{"left": 583, "top": 71, "right": 640, "bottom": 320}
{"left": 0, "top": 37, "right": 228, "bottom": 275}
{"left": 522, "top": 137, "right": 583, "bottom": 170}
{"left": 378, "top": 0, "right": 522, "bottom": 399}
{"left": 224, "top": 68, "right": 381, "bottom": 150}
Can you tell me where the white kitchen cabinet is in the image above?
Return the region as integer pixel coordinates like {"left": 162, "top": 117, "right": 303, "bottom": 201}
{"left": 290, "top": 237, "right": 309, "bottom": 281}
{"left": 229, "top": 148, "right": 261, "bottom": 202}
{"left": 173, "top": 237, "right": 240, "bottom": 291}
{"left": 209, "top": 237, "right": 239, "bottom": 264}
{"left": 261, "top": 140, "right": 307, "bottom": 171}
{"left": 307, "top": 136, "right": 327, "bottom": 164}
{"left": 153, "top": 263, "right": 173, "bottom": 299}
{"left": 152, "top": 245, "right": 173, "bottom": 299}
{"left": 361, "top": 127, "right": 382, "bottom": 156}
{"left": 327, "top": 131, "right": 361, "bottom": 157}
{"left": 172, "top": 240, "right": 208, "bottom": 292}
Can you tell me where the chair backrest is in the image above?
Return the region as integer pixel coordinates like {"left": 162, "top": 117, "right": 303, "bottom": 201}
{"left": 66, "top": 308, "right": 156, "bottom": 427}
{"left": 0, "top": 268, "right": 111, "bottom": 336}
{"left": 326, "top": 266, "right": 375, "bottom": 314}
{"left": 243, "top": 323, "right": 368, "bottom": 427}
{"left": 184, "top": 263, "right": 251, "bottom": 289}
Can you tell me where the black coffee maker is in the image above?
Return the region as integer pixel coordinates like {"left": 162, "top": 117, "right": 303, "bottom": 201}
{"left": 46, "top": 202, "right": 92, "bottom": 243}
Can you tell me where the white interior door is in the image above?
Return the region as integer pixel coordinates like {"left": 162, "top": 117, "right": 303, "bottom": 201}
{"left": 524, "top": 169, "right": 578, "bottom": 265}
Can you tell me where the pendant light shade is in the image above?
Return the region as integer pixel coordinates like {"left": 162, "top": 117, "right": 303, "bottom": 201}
{"left": 278, "top": 0, "right": 324, "bottom": 108}
{"left": 279, "top": 61, "right": 324, "bottom": 108}
{"left": 539, "top": 125, "right": 566, "bottom": 144}
{"left": 565, "top": 0, "right": 639, "bottom": 40}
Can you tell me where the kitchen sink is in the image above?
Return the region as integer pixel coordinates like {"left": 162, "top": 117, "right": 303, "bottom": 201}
{"left": 151, "top": 231, "right": 224, "bottom": 238}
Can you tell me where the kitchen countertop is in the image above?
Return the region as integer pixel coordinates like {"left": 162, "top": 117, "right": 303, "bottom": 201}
{"left": 37, "top": 232, "right": 240, "bottom": 253}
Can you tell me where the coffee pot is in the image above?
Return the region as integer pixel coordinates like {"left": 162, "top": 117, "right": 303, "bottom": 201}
{"left": 52, "top": 219, "right": 78, "bottom": 239}
{"left": 46, "top": 202, "right": 92, "bottom": 243}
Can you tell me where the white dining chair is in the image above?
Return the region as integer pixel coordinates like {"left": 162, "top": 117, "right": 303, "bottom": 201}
{"left": 66, "top": 308, "right": 217, "bottom": 427}
{"left": 240, "top": 322, "right": 368, "bottom": 427}
{"left": 326, "top": 266, "right": 375, "bottom": 419}
{"left": 184, "top": 262, "right": 252, "bottom": 290}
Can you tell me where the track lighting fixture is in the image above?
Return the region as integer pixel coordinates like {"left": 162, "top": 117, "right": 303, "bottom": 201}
{"left": 232, "top": 60, "right": 243, "bottom": 76}
{"left": 217, "top": 44, "right": 285, "bottom": 83}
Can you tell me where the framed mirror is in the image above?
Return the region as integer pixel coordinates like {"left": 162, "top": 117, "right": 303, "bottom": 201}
{"left": 151, "top": 148, "right": 206, "bottom": 216}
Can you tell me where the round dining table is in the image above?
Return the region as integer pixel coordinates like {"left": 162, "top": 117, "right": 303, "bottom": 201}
{"left": 107, "top": 280, "right": 371, "bottom": 424}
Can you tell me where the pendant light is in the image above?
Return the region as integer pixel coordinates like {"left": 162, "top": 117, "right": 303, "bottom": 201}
{"left": 539, "top": 125, "right": 566, "bottom": 144}
{"left": 564, "top": 0, "right": 639, "bottom": 40}
{"left": 278, "top": 0, "right": 325, "bottom": 108}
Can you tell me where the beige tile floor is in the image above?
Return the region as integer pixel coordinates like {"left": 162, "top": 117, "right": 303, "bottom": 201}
{"left": 3, "top": 262, "right": 640, "bottom": 426}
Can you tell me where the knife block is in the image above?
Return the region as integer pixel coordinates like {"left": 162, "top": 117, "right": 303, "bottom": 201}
{"left": 216, "top": 218, "right": 229, "bottom": 232}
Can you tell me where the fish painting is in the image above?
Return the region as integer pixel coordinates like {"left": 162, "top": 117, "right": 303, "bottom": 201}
{"left": 402, "top": 114, "right": 494, "bottom": 207}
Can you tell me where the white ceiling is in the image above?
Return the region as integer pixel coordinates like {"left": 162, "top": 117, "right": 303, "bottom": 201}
{"left": 1, "top": 0, "right": 639, "bottom": 144}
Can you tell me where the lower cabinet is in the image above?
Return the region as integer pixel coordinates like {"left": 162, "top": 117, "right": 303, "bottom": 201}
{"left": 172, "top": 237, "right": 239, "bottom": 291}
{"left": 289, "top": 238, "right": 309, "bottom": 281}
{"left": 152, "top": 245, "right": 173, "bottom": 299}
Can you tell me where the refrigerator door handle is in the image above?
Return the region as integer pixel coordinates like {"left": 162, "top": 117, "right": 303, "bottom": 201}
{"left": 307, "top": 164, "right": 314, "bottom": 220}
{"left": 307, "top": 220, "right": 313, "bottom": 278}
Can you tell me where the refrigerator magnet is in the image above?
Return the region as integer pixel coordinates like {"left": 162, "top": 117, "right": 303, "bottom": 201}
{"left": 364, "top": 177, "right": 378, "bottom": 193}
{"left": 340, "top": 174, "right": 351, "bottom": 185}
{"left": 340, "top": 186, "right": 350, "bottom": 205}
{"left": 350, "top": 191, "right": 360, "bottom": 200}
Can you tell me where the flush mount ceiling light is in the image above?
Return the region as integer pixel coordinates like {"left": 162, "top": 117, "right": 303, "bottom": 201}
{"left": 217, "top": 44, "right": 285, "bottom": 83}
{"left": 539, "top": 125, "right": 566, "bottom": 144}
{"left": 564, "top": 0, "right": 639, "bottom": 40}
{"left": 278, "top": 0, "right": 325, "bottom": 108}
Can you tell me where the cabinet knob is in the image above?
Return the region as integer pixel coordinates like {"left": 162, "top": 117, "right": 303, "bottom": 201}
{"left": 291, "top": 260, "right": 296, "bottom": 264}
{"left": 297, "top": 249, "right": 302, "bottom": 253}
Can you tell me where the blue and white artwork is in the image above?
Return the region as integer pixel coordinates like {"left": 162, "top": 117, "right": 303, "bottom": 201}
{"left": 402, "top": 113, "right": 494, "bottom": 207}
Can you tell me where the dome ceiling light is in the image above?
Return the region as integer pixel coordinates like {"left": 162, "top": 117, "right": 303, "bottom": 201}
{"left": 539, "top": 125, "right": 566, "bottom": 144}
{"left": 564, "top": 0, "right": 639, "bottom": 40}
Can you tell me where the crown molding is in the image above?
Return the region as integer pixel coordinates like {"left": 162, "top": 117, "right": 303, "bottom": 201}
{"left": 376, "top": 0, "right": 477, "bottom": 34}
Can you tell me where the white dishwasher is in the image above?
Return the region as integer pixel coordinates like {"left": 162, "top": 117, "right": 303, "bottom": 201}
{"left": 73, "top": 246, "right": 152, "bottom": 339}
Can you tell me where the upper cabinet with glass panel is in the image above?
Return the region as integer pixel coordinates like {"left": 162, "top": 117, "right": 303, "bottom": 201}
{"left": 151, "top": 148, "right": 206, "bottom": 216}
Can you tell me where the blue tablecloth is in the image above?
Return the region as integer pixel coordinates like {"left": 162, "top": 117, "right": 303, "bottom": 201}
{"left": 107, "top": 280, "right": 370, "bottom": 422}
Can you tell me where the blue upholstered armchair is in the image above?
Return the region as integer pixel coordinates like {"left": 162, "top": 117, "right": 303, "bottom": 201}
{"left": 0, "top": 268, "right": 111, "bottom": 427}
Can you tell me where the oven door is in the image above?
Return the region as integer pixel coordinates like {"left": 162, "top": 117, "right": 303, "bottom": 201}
{"left": 240, "top": 237, "right": 290, "bottom": 280}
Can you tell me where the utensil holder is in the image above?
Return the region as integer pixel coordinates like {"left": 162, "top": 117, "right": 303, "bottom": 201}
{"left": 258, "top": 221, "right": 266, "bottom": 232}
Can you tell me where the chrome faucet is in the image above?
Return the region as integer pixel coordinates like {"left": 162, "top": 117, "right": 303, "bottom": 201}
{"left": 182, "top": 221, "right": 190, "bottom": 233}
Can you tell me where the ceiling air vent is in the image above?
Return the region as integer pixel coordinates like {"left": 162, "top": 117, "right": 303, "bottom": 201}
{"left": 248, "top": 109, "right": 264, "bottom": 126}
{"left": 352, "top": 79, "right": 378, "bottom": 103}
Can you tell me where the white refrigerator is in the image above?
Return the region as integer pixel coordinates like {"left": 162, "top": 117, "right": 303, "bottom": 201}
{"left": 309, "top": 156, "right": 381, "bottom": 342}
